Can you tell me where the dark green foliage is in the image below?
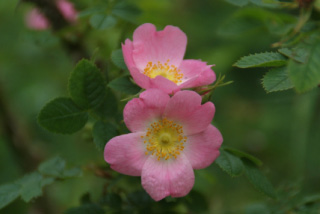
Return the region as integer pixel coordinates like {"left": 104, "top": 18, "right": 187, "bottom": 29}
{"left": 92, "top": 121, "right": 118, "bottom": 151}
{"left": 68, "top": 59, "right": 107, "bottom": 109}
{"left": 234, "top": 52, "right": 287, "bottom": 68}
{"left": 111, "top": 49, "right": 127, "bottom": 70}
{"left": 215, "top": 150, "right": 244, "bottom": 177}
{"left": 0, "top": 157, "right": 81, "bottom": 209}
{"left": 262, "top": 67, "right": 294, "bottom": 93}
{"left": 38, "top": 97, "right": 88, "bottom": 134}
{"left": 242, "top": 159, "right": 277, "bottom": 199}
{"left": 108, "top": 76, "right": 141, "bottom": 95}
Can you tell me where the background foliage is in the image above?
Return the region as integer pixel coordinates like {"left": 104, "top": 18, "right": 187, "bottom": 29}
{"left": 0, "top": 0, "right": 320, "bottom": 213}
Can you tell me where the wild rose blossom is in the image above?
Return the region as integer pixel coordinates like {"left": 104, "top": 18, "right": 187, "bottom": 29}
{"left": 25, "top": 0, "right": 77, "bottom": 30}
{"left": 104, "top": 89, "right": 223, "bottom": 201}
{"left": 122, "top": 23, "right": 216, "bottom": 94}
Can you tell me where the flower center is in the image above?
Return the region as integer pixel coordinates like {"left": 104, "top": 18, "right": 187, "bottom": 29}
{"left": 143, "top": 60, "right": 183, "bottom": 84}
{"left": 141, "top": 118, "right": 187, "bottom": 161}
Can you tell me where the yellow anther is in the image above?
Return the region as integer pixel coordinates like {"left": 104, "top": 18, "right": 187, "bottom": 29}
{"left": 141, "top": 118, "right": 187, "bottom": 161}
{"left": 143, "top": 60, "right": 183, "bottom": 84}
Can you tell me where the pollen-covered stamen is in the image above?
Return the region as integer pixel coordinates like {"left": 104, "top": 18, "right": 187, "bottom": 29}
{"left": 143, "top": 60, "right": 183, "bottom": 84}
{"left": 141, "top": 118, "right": 186, "bottom": 161}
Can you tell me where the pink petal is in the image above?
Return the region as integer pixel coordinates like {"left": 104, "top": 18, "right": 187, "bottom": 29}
{"left": 184, "top": 125, "right": 223, "bottom": 169}
{"left": 150, "top": 76, "right": 180, "bottom": 94}
{"left": 57, "top": 0, "right": 77, "bottom": 23}
{"left": 132, "top": 23, "right": 187, "bottom": 71}
{"left": 122, "top": 40, "right": 151, "bottom": 89}
{"left": 179, "top": 60, "right": 216, "bottom": 89}
{"left": 141, "top": 154, "right": 194, "bottom": 201}
{"left": 164, "top": 90, "right": 215, "bottom": 134}
{"left": 124, "top": 89, "right": 170, "bottom": 132}
{"left": 104, "top": 132, "right": 147, "bottom": 176}
{"left": 25, "top": 9, "right": 49, "bottom": 30}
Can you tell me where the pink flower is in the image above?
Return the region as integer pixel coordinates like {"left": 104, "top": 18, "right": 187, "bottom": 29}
{"left": 25, "top": 0, "right": 77, "bottom": 30}
{"left": 122, "top": 23, "right": 216, "bottom": 94}
{"left": 104, "top": 89, "right": 223, "bottom": 201}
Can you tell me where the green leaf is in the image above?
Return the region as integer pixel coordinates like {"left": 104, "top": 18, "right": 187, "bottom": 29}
{"left": 92, "top": 121, "right": 118, "bottom": 151}
{"left": 242, "top": 159, "right": 277, "bottom": 198}
{"left": 234, "top": 52, "right": 287, "bottom": 68}
{"left": 287, "top": 40, "right": 320, "bottom": 92}
{"left": 39, "top": 156, "right": 82, "bottom": 179}
{"left": 262, "top": 67, "right": 294, "bottom": 93}
{"left": 223, "top": 147, "right": 263, "bottom": 166}
{"left": 111, "top": 49, "right": 127, "bottom": 70}
{"left": 64, "top": 204, "right": 105, "bottom": 214}
{"left": 112, "top": 2, "right": 141, "bottom": 22}
{"left": 69, "top": 59, "right": 107, "bottom": 109}
{"left": 17, "top": 172, "right": 43, "bottom": 202}
{"left": 279, "top": 47, "right": 309, "bottom": 63}
{"left": 91, "top": 88, "right": 118, "bottom": 120}
{"left": 90, "top": 14, "right": 117, "bottom": 30}
{"left": 224, "top": 0, "right": 249, "bottom": 6}
{"left": 215, "top": 150, "right": 244, "bottom": 177}
{"left": 39, "top": 156, "right": 66, "bottom": 177}
{"left": 108, "top": 75, "right": 141, "bottom": 95}
{"left": 0, "top": 183, "right": 20, "bottom": 209}
{"left": 38, "top": 97, "right": 88, "bottom": 134}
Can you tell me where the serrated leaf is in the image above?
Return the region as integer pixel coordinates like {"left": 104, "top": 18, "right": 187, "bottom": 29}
{"left": 17, "top": 172, "right": 43, "bottom": 202}
{"left": 93, "top": 121, "right": 118, "bottom": 151}
{"left": 108, "top": 75, "right": 141, "bottom": 95}
{"left": 0, "top": 183, "right": 20, "bottom": 209}
{"left": 223, "top": 147, "right": 263, "bottom": 166}
{"left": 111, "top": 49, "right": 127, "bottom": 70}
{"left": 69, "top": 59, "right": 107, "bottom": 109}
{"left": 91, "top": 88, "right": 118, "bottom": 120}
{"left": 224, "top": 0, "right": 249, "bottom": 6}
{"left": 64, "top": 204, "right": 105, "bottom": 214}
{"left": 38, "top": 97, "right": 88, "bottom": 134}
{"left": 262, "top": 67, "right": 294, "bottom": 93}
{"left": 279, "top": 47, "right": 309, "bottom": 63}
{"left": 112, "top": 2, "right": 141, "bottom": 23}
{"left": 287, "top": 40, "right": 320, "bottom": 92}
{"left": 234, "top": 52, "right": 287, "bottom": 68}
{"left": 90, "top": 14, "right": 117, "bottom": 30}
{"left": 215, "top": 150, "right": 244, "bottom": 177}
{"left": 242, "top": 159, "right": 277, "bottom": 198}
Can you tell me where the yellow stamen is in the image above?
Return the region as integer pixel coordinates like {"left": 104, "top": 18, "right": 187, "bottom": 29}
{"left": 142, "top": 118, "right": 187, "bottom": 161}
{"left": 143, "top": 60, "right": 183, "bottom": 84}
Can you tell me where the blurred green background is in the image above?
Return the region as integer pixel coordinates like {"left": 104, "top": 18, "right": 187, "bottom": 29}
{"left": 1, "top": 0, "right": 320, "bottom": 213}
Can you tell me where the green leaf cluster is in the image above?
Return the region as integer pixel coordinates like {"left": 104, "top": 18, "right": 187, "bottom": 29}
{"left": 0, "top": 156, "right": 81, "bottom": 209}
{"left": 215, "top": 147, "right": 277, "bottom": 198}
{"left": 38, "top": 59, "right": 126, "bottom": 151}
{"left": 79, "top": 1, "right": 141, "bottom": 30}
{"left": 234, "top": 33, "right": 320, "bottom": 93}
